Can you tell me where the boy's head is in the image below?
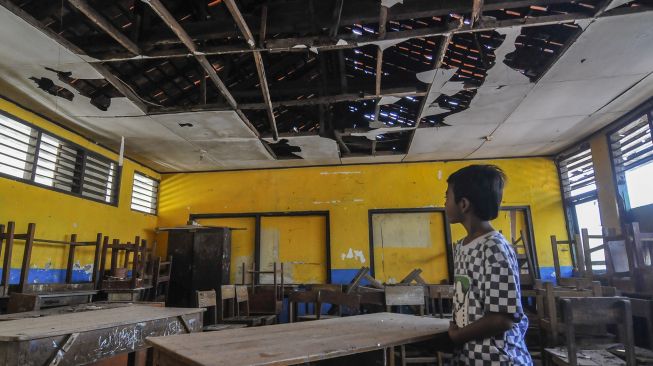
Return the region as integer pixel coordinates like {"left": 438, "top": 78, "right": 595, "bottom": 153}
{"left": 445, "top": 165, "right": 506, "bottom": 224}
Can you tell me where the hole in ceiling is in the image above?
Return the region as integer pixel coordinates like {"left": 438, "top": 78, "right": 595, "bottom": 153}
{"left": 29, "top": 77, "right": 74, "bottom": 101}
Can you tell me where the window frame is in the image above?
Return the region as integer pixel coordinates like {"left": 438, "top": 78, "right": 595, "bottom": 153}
{"left": 130, "top": 170, "right": 159, "bottom": 215}
{"left": 0, "top": 110, "right": 121, "bottom": 206}
{"left": 556, "top": 142, "right": 599, "bottom": 238}
{"left": 607, "top": 103, "right": 653, "bottom": 213}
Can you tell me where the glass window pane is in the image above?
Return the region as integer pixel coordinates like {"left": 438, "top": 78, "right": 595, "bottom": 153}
{"left": 625, "top": 161, "right": 653, "bottom": 209}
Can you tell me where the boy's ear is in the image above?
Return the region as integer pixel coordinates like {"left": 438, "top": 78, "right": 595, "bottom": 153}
{"left": 458, "top": 197, "right": 471, "bottom": 214}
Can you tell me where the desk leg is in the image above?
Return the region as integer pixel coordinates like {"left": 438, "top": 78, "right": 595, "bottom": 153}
{"left": 127, "top": 349, "right": 148, "bottom": 366}
{"left": 384, "top": 347, "right": 395, "bottom": 366}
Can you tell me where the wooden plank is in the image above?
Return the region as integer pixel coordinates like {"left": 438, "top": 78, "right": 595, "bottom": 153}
{"left": 147, "top": 313, "right": 448, "bottom": 366}
{"left": 224, "top": 0, "right": 278, "bottom": 140}
{"left": 68, "top": 0, "right": 141, "bottom": 55}
{"left": 385, "top": 286, "right": 425, "bottom": 306}
{"left": 0, "top": 305, "right": 203, "bottom": 341}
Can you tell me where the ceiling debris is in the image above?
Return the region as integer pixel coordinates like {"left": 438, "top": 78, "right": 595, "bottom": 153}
{"left": 0, "top": 0, "right": 651, "bottom": 171}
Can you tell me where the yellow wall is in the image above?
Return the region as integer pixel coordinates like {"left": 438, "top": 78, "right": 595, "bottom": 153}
{"left": 158, "top": 158, "right": 569, "bottom": 283}
{"left": 0, "top": 98, "right": 160, "bottom": 274}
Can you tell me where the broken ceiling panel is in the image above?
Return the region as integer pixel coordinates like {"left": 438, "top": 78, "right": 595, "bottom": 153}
{"left": 153, "top": 111, "right": 259, "bottom": 140}
{"left": 442, "top": 84, "right": 533, "bottom": 126}
{"left": 264, "top": 135, "right": 340, "bottom": 162}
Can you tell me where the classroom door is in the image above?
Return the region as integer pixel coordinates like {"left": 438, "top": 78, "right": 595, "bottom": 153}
{"left": 196, "top": 217, "right": 256, "bottom": 284}
{"left": 260, "top": 215, "right": 328, "bottom": 284}
{"left": 371, "top": 211, "right": 449, "bottom": 284}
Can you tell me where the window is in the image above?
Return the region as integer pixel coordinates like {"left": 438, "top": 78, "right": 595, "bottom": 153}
{"left": 131, "top": 172, "right": 159, "bottom": 214}
{"left": 558, "top": 143, "right": 597, "bottom": 202}
{"left": 557, "top": 143, "right": 604, "bottom": 270}
{"left": 0, "top": 111, "right": 119, "bottom": 205}
{"left": 0, "top": 113, "right": 38, "bottom": 179}
{"left": 610, "top": 113, "right": 653, "bottom": 209}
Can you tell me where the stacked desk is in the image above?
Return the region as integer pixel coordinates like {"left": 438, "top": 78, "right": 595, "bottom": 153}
{"left": 0, "top": 305, "right": 202, "bottom": 365}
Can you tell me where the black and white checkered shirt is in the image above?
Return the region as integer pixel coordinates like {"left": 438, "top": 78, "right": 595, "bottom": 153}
{"left": 449, "top": 231, "right": 532, "bottom": 365}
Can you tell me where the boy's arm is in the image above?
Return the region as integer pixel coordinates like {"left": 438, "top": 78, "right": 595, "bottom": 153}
{"left": 448, "top": 312, "right": 514, "bottom": 344}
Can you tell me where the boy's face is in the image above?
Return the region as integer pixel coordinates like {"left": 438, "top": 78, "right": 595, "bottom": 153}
{"left": 445, "top": 184, "right": 464, "bottom": 224}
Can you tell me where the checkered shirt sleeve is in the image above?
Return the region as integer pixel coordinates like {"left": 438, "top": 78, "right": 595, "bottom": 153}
{"left": 482, "top": 241, "right": 522, "bottom": 320}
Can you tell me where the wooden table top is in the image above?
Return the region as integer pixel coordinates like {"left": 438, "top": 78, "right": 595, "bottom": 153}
{"left": 0, "top": 305, "right": 203, "bottom": 341}
{"left": 147, "top": 312, "right": 449, "bottom": 366}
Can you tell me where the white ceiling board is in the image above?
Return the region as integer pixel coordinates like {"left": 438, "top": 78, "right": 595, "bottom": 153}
{"left": 506, "top": 74, "right": 646, "bottom": 122}
{"left": 0, "top": 7, "right": 86, "bottom": 68}
{"left": 543, "top": 12, "right": 653, "bottom": 83}
{"left": 493, "top": 115, "right": 589, "bottom": 144}
{"left": 264, "top": 135, "right": 341, "bottom": 161}
{"left": 194, "top": 139, "right": 274, "bottom": 161}
{"left": 153, "top": 111, "right": 258, "bottom": 140}
{"left": 467, "top": 141, "right": 558, "bottom": 159}
{"left": 406, "top": 124, "right": 497, "bottom": 159}
{"left": 443, "top": 84, "right": 533, "bottom": 126}
{"left": 483, "top": 27, "right": 531, "bottom": 87}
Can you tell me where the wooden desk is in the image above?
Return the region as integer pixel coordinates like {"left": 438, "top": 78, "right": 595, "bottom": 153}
{"left": 147, "top": 312, "right": 449, "bottom": 366}
{"left": 0, "top": 305, "right": 203, "bottom": 365}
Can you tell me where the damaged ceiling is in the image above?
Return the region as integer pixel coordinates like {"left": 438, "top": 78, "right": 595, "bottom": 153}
{"left": 0, "top": 0, "right": 651, "bottom": 172}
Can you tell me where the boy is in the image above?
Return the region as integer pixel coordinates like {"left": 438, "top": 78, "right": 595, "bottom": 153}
{"left": 444, "top": 165, "right": 531, "bottom": 365}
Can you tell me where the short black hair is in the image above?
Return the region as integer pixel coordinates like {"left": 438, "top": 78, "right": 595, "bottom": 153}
{"left": 447, "top": 165, "right": 506, "bottom": 220}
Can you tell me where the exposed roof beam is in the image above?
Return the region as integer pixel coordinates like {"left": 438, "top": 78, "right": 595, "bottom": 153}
{"left": 471, "top": 0, "right": 484, "bottom": 26}
{"left": 0, "top": 0, "right": 148, "bottom": 112}
{"left": 330, "top": 0, "right": 345, "bottom": 38}
{"left": 67, "top": 0, "right": 140, "bottom": 55}
{"left": 149, "top": 87, "right": 427, "bottom": 114}
{"left": 403, "top": 31, "right": 454, "bottom": 156}
{"left": 84, "top": 6, "right": 653, "bottom": 63}
{"left": 141, "top": 0, "right": 261, "bottom": 138}
{"left": 373, "top": 5, "right": 389, "bottom": 122}
{"left": 224, "top": 0, "right": 278, "bottom": 140}
{"left": 76, "top": 0, "right": 595, "bottom": 58}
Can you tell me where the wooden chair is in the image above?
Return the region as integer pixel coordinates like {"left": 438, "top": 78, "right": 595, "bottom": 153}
{"left": 98, "top": 236, "right": 147, "bottom": 291}
{"left": 148, "top": 256, "right": 172, "bottom": 302}
{"left": 512, "top": 231, "right": 538, "bottom": 290}
{"left": 581, "top": 228, "right": 636, "bottom": 291}
{"left": 385, "top": 286, "right": 434, "bottom": 365}
{"left": 222, "top": 285, "right": 276, "bottom": 326}
{"left": 630, "top": 223, "right": 653, "bottom": 296}
{"left": 196, "top": 290, "right": 246, "bottom": 332}
{"left": 288, "top": 290, "right": 320, "bottom": 322}
{"left": 399, "top": 269, "right": 426, "bottom": 285}
{"left": 385, "top": 285, "right": 426, "bottom": 315}
{"left": 316, "top": 290, "right": 361, "bottom": 318}
{"left": 537, "top": 281, "right": 604, "bottom": 347}
{"left": 551, "top": 234, "right": 586, "bottom": 287}
{"left": 545, "top": 297, "right": 635, "bottom": 366}
{"left": 0, "top": 222, "right": 16, "bottom": 297}
{"left": 426, "top": 285, "right": 453, "bottom": 319}
{"left": 631, "top": 222, "right": 653, "bottom": 269}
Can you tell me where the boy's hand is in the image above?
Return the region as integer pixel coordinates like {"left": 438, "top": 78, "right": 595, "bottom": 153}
{"left": 448, "top": 321, "right": 462, "bottom": 344}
